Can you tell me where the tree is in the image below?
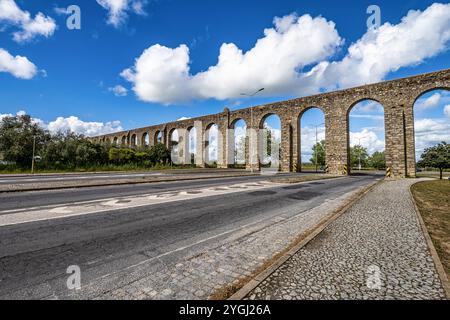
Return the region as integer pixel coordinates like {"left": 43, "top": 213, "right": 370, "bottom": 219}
{"left": 149, "top": 143, "right": 171, "bottom": 164}
{"left": 310, "top": 140, "right": 326, "bottom": 166}
{"left": 0, "top": 114, "right": 50, "bottom": 168}
{"left": 368, "top": 151, "right": 386, "bottom": 170}
{"left": 417, "top": 142, "right": 450, "bottom": 180}
{"left": 350, "top": 145, "right": 369, "bottom": 168}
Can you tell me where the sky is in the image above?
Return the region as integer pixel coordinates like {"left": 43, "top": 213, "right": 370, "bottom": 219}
{"left": 0, "top": 0, "right": 449, "bottom": 162}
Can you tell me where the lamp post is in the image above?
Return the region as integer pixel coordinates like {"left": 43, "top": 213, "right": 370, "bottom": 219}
{"left": 240, "top": 88, "right": 265, "bottom": 173}
{"left": 356, "top": 136, "right": 368, "bottom": 171}
{"left": 31, "top": 135, "right": 36, "bottom": 174}
{"left": 312, "top": 123, "right": 325, "bottom": 173}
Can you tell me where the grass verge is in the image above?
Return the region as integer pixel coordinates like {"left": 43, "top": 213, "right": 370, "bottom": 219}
{"left": 411, "top": 180, "right": 450, "bottom": 280}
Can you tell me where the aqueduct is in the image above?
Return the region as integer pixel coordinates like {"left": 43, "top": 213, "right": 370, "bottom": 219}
{"left": 92, "top": 69, "right": 450, "bottom": 178}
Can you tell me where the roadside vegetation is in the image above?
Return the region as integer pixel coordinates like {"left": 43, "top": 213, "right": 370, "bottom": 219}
{"left": 411, "top": 180, "right": 450, "bottom": 279}
{"left": 307, "top": 140, "right": 386, "bottom": 171}
{"left": 0, "top": 114, "right": 178, "bottom": 173}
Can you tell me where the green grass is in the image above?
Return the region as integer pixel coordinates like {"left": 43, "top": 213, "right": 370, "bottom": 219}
{"left": 411, "top": 180, "right": 450, "bottom": 280}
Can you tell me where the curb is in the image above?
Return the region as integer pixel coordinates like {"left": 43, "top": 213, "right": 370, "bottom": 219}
{"left": 228, "top": 178, "right": 384, "bottom": 300}
{"left": 0, "top": 173, "right": 258, "bottom": 193}
{"left": 409, "top": 181, "right": 450, "bottom": 300}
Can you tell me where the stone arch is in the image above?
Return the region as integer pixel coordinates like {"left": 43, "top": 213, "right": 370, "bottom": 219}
{"left": 205, "top": 123, "right": 219, "bottom": 166}
{"left": 168, "top": 128, "right": 179, "bottom": 163}
{"left": 187, "top": 126, "right": 196, "bottom": 164}
{"left": 121, "top": 135, "right": 127, "bottom": 146}
{"left": 298, "top": 106, "right": 326, "bottom": 172}
{"left": 130, "top": 134, "right": 137, "bottom": 147}
{"left": 258, "top": 113, "right": 282, "bottom": 171}
{"left": 113, "top": 137, "right": 118, "bottom": 145}
{"left": 154, "top": 130, "right": 163, "bottom": 145}
{"left": 229, "top": 118, "right": 248, "bottom": 168}
{"left": 142, "top": 132, "right": 149, "bottom": 147}
{"left": 411, "top": 88, "right": 450, "bottom": 173}
{"left": 346, "top": 98, "right": 386, "bottom": 174}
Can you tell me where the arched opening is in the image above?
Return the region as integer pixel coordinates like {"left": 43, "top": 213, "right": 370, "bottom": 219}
{"left": 130, "top": 134, "right": 137, "bottom": 147}
{"left": 188, "top": 127, "right": 196, "bottom": 165}
{"left": 299, "top": 107, "right": 325, "bottom": 172}
{"left": 205, "top": 123, "right": 218, "bottom": 167}
{"left": 169, "top": 129, "right": 179, "bottom": 164}
{"left": 142, "top": 132, "right": 149, "bottom": 147}
{"left": 231, "top": 119, "right": 247, "bottom": 168}
{"left": 259, "top": 114, "right": 281, "bottom": 172}
{"left": 155, "top": 131, "right": 163, "bottom": 145}
{"left": 113, "top": 137, "right": 118, "bottom": 145}
{"left": 413, "top": 89, "right": 450, "bottom": 179}
{"left": 121, "top": 135, "right": 127, "bottom": 146}
{"left": 348, "top": 99, "right": 386, "bottom": 174}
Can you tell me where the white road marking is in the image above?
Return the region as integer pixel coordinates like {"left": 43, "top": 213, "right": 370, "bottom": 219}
{"left": 48, "top": 207, "right": 73, "bottom": 214}
{"left": 0, "top": 180, "right": 284, "bottom": 227}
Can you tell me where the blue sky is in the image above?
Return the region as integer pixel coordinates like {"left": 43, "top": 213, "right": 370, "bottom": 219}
{"left": 0, "top": 0, "right": 449, "bottom": 160}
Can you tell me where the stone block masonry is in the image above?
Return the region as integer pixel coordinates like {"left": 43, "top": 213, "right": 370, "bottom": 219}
{"left": 92, "top": 69, "right": 450, "bottom": 178}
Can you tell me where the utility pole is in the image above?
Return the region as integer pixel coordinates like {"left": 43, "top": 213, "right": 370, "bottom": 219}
{"left": 240, "top": 88, "right": 265, "bottom": 173}
{"left": 313, "top": 123, "right": 325, "bottom": 173}
{"left": 31, "top": 135, "right": 36, "bottom": 174}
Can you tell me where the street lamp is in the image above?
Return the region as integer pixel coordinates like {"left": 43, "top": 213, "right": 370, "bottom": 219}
{"left": 240, "top": 88, "right": 265, "bottom": 173}
{"left": 31, "top": 135, "right": 36, "bottom": 174}
{"left": 355, "top": 136, "right": 368, "bottom": 171}
{"left": 311, "top": 123, "right": 325, "bottom": 173}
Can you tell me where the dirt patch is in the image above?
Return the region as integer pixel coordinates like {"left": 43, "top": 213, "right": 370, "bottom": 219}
{"left": 411, "top": 180, "right": 450, "bottom": 280}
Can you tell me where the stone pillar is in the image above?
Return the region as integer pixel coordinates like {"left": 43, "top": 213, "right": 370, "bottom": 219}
{"left": 291, "top": 119, "right": 300, "bottom": 172}
{"left": 178, "top": 128, "right": 191, "bottom": 165}
{"left": 280, "top": 118, "right": 293, "bottom": 172}
{"left": 246, "top": 126, "right": 260, "bottom": 171}
{"left": 384, "top": 104, "right": 408, "bottom": 178}
{"left": 404, "top": 103, "right": 416, "bottom": 177}
{"left": 195, "top": 121, "right": 205, "bottom": 168}
{"left": 325, "top": 108, "right": 348, "bottom": 175}
{"left": 217, "top": 125, "right": 226, "bottom": 168}
{"left": 226, "top": 127, "right": 235, "bottom": 168}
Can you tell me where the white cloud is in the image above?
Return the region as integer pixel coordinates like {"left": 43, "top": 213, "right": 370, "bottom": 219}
{"left": 415, "top": 118, "right": 450, "bottom": 157}
{"left": 0, "top": 48, "right": 37, "bottom": 79}
{"left": 300, "top": 126, "right": 325, "bottom": 162}
{"left": 177, "top": 117, "right": 191, "bottom": 121}
{"left": 416, "top": 93, "right": 442, "bottom": 110}
{"left": 0, "top": 111, "right": 123, "bottom": 137}
{"left": 47, "top": 117, "right": 124, "bottom": 136}
{"left": 96, "top": 0, "right": 147, "bottom": 27}
{"left": 444, "top": 105, "right": 450, "bottom": 118}
{"left": 350, "top": 129, "right": 385, "bottom": 155}
{"left": 109, "top": 85, "right": 128, "bottom": 97}
{"left": 0, "top": 0, "right": 56, "bottom": 42}
{"left": 123, "top": 3, "right": 450, "bottom": 104}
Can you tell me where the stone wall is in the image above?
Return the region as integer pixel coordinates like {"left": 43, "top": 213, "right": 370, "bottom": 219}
{"left": 91, "top": 69, "right": 450, "bottom": 178}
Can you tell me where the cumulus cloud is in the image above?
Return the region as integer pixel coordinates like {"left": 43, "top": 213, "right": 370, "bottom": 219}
{"left": 0, "top": 48, "right": 37, "bottom": 79}
{"left": 350, "top": 129, "right": 385, "bottom": 155}
{"left": 122, "top": 3, "right": 450, "bottom": 104}
{"left": 0, "top": 111, "right": 123, "bottom": 137}
{"left": 444, "top": 105, "right": 450, "bottom": 118}
{"left": 0, "top": 0, "right": 56, "bottom": 42}
{"left": 415, "top": 118, "right": 450, "bottom": 157}
{"left": 109, "top": 85, "right": 128, "bottom": 97}
{"left": 96, "top": 0, "right": 147, "bottom": 27}
{"left": 416, "top": 93, "right": 442, "bottom": 110}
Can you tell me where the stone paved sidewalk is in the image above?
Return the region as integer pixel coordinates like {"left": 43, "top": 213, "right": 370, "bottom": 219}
{"left": 247, "top": 179, "right": 447, "bottom": 300}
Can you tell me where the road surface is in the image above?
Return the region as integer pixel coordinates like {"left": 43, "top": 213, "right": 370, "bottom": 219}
{"left": 0, "top": 173, "right": 381, "bottom": 299}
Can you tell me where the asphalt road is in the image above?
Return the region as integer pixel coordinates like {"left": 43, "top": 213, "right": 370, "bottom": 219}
{"left": 0, "top": 169, "right": 247, "bottom": 185}
{"left": 0, "top": 173, "right": 381, "bottom": 299}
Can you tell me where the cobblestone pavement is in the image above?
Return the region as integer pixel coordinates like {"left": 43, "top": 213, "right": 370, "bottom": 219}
{"left": 247, "top": 179, "right": 446, "bottom": 300}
